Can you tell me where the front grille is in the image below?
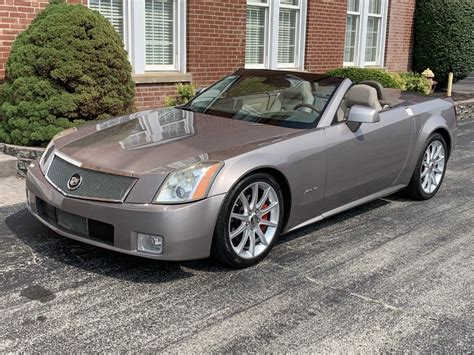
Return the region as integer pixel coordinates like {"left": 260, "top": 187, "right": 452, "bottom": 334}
{"left": 36, "top": 198, "right": 114, "bottom": 245}
{"left": 46, "top": 155, "right": 136, "bottom": 202}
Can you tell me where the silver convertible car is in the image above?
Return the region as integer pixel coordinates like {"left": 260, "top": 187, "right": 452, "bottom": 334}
{"left": 26, "top": 69, "right": 457, "bottom": 267}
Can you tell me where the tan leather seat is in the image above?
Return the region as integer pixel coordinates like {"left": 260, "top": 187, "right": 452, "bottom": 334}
{"left": 336, "top": 84, "right": 382, "bottom": 122}
{"left": 346, "top": 84, "right": 383, "bottom": 111}
{"left": 269, "top": 81, "right": 315, "bottom": 112}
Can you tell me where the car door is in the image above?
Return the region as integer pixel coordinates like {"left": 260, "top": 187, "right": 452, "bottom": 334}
{"left": 322, "top": 106, "right": 413, "bottom": 213}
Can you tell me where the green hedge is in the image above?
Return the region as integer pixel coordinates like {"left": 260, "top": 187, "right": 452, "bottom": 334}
{"left": 399, "top": 72, "right": 431, "bottom": 95}
{"left": 327, "top": 67, "right": 431, "bottom": 94}
{"left": 326, "top": 67, "right": 405, "bottom": 89}
{"left": 413, "top": 0, "right": 474, "bottom": 87}
{"left": 165, "top": 83, "right": 196, "bottom": 107}
{"left": 0, "top": 0, "right": 135, "bottom": 147}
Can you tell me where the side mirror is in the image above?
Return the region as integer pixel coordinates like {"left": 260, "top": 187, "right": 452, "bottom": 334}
{"left": 347, "top": 105, "right": 380, "bottom": 124}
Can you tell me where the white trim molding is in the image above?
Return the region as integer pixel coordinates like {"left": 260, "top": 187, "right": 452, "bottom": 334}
{"left": 343, "top": 0, "right": 388, "bottom": 68}
{"left": 88, "top": 0, "right": 187, "bottom": 75}
{"left": 245, "top": 0, "right": 308, "bottom": 70}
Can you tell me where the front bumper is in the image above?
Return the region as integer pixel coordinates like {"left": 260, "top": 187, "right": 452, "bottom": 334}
{"left": 26, "top": 163, "right": 226, "bottom": 261}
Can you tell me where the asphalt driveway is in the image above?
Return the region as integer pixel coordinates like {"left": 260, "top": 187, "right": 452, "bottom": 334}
{"left": 0, "top": 119, "right": 473, "bottom": 352}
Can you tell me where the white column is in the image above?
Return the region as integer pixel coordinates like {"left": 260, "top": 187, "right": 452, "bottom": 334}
{"left": 268, "top": 0, "right": 280, "bottom": 69}
{"left": 131, "top": 0, "right": 146, "bottom": 74}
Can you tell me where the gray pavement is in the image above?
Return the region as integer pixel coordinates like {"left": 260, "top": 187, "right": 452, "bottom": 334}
{"left": 0, "top": 176, "right": 26, "bottom": 207}
{"left": 453, "top": 71, "right": 474, "bottom": 94}
{"left": 0, "top": 119, "right": 473, "bottom": 352}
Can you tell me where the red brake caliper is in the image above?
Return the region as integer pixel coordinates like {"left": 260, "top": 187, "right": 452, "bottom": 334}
{"left": 260, "top": 202, "right": 270, "bottom": 233}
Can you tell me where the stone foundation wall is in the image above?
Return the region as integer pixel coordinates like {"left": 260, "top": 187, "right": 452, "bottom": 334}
{"left": 455, "top": 99, "right": 474, "bottom": 120}
{"left": 1, "top": 144, "right": 44, "bottom": 177}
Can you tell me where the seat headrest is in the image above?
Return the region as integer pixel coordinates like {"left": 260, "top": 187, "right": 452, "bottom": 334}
{"left": 346, "top": 84, "right": 383, "bottom": 111}
{"left": 280, "top": 81, "right": 314, "bottom": 103}
{"left": 360, "top": 80, "right": 386, "bottom": 101}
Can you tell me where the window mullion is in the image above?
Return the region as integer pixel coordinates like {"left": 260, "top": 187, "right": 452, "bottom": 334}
{"left": 297, "top": 0, "right": 307, "bottom": 69}
{"left": 358, "top": 0, "right": 369, "bottom": 67}
{"left": 378, "top": 0, "right": 388, "bottom": 67}
{"left": 130, "top": 0, "right": 145, "bottom": 74}
{"left": 268, "top": 0, "right": 279, "bottom": 69}
{"left": 125, "top": 0, "right": 132, "bottom": 64}
{"left": 177, "top": 0, "right": 186, "bottom": 72}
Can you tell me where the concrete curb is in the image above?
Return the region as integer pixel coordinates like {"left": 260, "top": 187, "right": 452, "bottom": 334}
{"left": 0, "top": 152, "right": 17, "bottom": 178}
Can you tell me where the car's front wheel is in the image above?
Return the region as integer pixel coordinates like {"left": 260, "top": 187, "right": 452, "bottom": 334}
{"left": 212, "top": 173, "right": 284, "bottom": 268}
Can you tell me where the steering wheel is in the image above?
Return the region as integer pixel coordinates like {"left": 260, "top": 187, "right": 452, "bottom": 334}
{"left": 294, "top": 103, "right": 321, "bottom": 114}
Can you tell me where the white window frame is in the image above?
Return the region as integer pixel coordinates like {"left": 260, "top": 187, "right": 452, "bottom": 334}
{"left": 88, "top": 0, "right": 186, "bottom": 74}
{"left": 88, "top": 0, "right": 130, "bottom": 48}
{"left": 245, "top": 0, "right": 270, "bottom": 69}
{"left": 344, "top": 4, "right": 361, "bottom": 67}
{"left": 277, "top": 0, "right": 302, "bottom": 69}
{"left": 343, "top": 0, "right": 388, "bottom": 68}
{"left": 245, "top": 0, "right": 307, "bottom": 70}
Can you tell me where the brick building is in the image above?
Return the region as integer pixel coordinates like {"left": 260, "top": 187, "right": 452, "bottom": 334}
{"left": 0, "top": 0, "right": 416, "bottom": 111}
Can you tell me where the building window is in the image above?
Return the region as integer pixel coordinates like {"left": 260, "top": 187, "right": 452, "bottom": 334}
{"left": 145, "top": 0, "right": 176, "bottom": 70}
{"left": 343, "top": 0, "right": 387, "bottom": 67}
{"left": 89, "top": 0, "right": 125, "bottom": 40}
{"left": 278, "top": 0, "right": 299, "bottom": 67}
{"left": 245, "top": 0, "right": 307, "bottom": 70}
{"left": 245, "top": 2, "right": 267, "bottom": 67}
{"left": 88, "top": 0, "right": 186, "bottom": 74}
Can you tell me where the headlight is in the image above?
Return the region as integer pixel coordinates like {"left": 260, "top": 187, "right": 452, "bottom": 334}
{"left": 154, "top": 162, "right": 223, "bottom": 204}
{"left": 39, "top": 140, "right": 55, "bottom": 175}
{"left": 38, "top": 128, "right": 77, "bottom": 175}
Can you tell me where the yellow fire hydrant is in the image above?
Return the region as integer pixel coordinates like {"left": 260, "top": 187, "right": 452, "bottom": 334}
{"left": 422, "top": 68, "right": 437, "bottom": 94}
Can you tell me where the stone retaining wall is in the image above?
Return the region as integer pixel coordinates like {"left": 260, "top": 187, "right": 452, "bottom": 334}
{"left": 0, "top": 144, "right": 44, "bottom": 177}
{"left": 455, "top": 99, "right": 474, "bottom": 120}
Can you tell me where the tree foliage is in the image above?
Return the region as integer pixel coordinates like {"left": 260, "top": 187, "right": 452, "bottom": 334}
{"left": 327, "top": 67, "right": 431, "bottom": 94}
{"left": 413, "top": 0, "right": 474, "bottom": 87}
{"left": 0, "top": 0, "right": 135, "bottom": 146}
{"left": 399, "top": 72, "right": 431, "bottom": 95}
{"left": 326, "top": 67, "right": 405, "bottom": 89}
{"left": 165, "top": 83, "right": 197, "bottom": 107}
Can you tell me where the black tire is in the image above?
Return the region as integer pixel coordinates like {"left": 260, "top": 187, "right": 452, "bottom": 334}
{"left": 405, "top": 133, "right": 448, "bottom": 200}
{"left": 211, "top": 173, "right": 285, "bottom": 268}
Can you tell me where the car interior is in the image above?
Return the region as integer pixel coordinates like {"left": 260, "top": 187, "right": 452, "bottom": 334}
{"left": 206, "top": 76, "right": 339, "bottom": 124}
{"left": 335, "top": 80, "right": 390, "bottom": 123}
{"left": 188, "top": 74, "right": 392, "bottom": 127}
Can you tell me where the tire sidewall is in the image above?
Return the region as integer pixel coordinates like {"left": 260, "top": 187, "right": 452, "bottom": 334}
{"left": 413, "top": 133, "right": 448, "bottom": 199}
{"left": 213, "top": 173, "right": 285, "bottom": 268}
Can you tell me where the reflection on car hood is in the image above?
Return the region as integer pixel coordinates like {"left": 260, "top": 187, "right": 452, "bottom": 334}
{"left": 54, "top": 108, "right": 300, "bottom": 175}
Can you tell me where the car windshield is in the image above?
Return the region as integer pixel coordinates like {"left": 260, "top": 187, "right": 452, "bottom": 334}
{"left": 183, "top": 70, "right": 343, "bottom": 129}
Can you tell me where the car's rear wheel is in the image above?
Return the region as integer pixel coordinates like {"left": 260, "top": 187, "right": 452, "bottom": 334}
{"left": 212, "top": 173, "right": 284, "bottom": 268}
{"left": 405, "top": 133, "right": 448, "bottom": 200}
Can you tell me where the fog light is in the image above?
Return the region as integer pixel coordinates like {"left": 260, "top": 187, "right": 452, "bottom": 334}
{"left": 26, "top": 189, "right": 34, "bottom": 207}
{"left": 137, "top": 233, "right": 163, "bottom": 254}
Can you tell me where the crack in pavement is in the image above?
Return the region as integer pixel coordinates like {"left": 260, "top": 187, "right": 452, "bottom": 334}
{"left": 272, "top": 262, "right": 443, "bottom": 324}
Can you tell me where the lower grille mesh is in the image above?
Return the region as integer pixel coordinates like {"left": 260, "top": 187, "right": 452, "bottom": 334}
{"left": 46, "top": 155, "right": 136, "bottom": 202}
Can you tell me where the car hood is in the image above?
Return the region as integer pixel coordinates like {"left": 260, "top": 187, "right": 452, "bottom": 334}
{"left": 54, "top": 108, "right": 299, "bottom": 176}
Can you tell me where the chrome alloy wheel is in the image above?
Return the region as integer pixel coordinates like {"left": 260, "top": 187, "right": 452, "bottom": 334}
{"left": 421, "top": 140, "right": 445, "bottom": 194}
{"left": 228, "top": 182, "right": 280, "bottom": 259}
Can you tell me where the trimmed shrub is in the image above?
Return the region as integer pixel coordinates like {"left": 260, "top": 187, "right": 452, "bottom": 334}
{"left": 413, "top": 0, "right": 474, "bottom": 87}
{"left": 326, "top": 67, "right": 404, "bottom": 89}
{"left": 0, "top": 0, "right": 135, "bottom": 146}
{"left": 165, "top": 83, "right": 196, "bottom": 107}
{"left": 399, "top": 72, "right": 431, "bottom": 95}
{"left": 327, "top": 67, "right": 432, "bottom": 94}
